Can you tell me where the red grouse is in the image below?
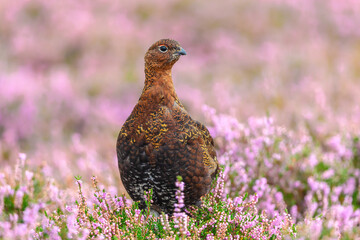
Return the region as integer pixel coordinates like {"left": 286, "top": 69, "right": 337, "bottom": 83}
{"left": 117, "top": 39, "right": 218, "bottom": 215}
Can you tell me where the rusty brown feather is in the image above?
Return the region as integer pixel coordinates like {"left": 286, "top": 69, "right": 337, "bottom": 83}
{"left": 116, "top": 39, "right": 219, "bottom": 214}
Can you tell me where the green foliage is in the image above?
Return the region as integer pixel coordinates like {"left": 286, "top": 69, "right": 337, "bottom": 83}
{"left": 4, "top": 195, "right": 15, "bottom": 214}
{"left": 21, "top": 193, "right": 30, "bottom": 211}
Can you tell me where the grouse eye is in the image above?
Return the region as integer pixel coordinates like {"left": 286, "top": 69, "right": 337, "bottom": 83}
{"left": 159, "top": 45, "right": 168, "bottom": 53}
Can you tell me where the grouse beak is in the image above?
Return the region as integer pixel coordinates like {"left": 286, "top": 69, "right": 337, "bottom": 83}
{"left": 176, "top": 47, "right": 187, "bottom": 56}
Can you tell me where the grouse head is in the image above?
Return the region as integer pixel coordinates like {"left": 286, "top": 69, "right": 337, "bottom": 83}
{"left": 144, "top": 39, "right": 187, "bottom": 71}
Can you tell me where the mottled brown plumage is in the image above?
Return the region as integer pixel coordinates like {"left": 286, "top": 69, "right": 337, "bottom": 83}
{"left": 117, "top": 39, "right": 218, "bottom": 214}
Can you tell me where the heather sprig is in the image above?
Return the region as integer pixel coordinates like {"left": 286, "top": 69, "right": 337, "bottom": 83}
{"left": 31, "top": 170, "right": 296, "bottom": 239}
{"left": 0, "top": 153, "right": 68, "bottom": 239}
{"left": 204, "top": 106, "right": 360, "bottom": 238}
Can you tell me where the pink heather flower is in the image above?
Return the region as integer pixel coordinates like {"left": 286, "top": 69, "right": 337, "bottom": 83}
{"left": 19, "top": 152, "right": 27, "bottom": 162}
{"left": 331, "top": 186, "right": 342, "bottom": 203}
{"left": 244, "top": 147, "right": 256, "bottom": 161}
{"left": 101, "top": 190, "right": 107, "bottom": 200}
{"left": 23, "top": 204, "right": 41, "bottom": 224}
{"left": 233, "top": 196, "right": 243, "bottom": 206}
{"left": 321, "top": 169, "right": 335, "bottom": 179}
{"left": 25, "top": 170, "right": 34, "bottom": 182}
{"left": 14, "top": 189, "right": 24, "bottom": 208}
{"left": 342, "top": 177, "right": 356, "bottom": 195}
{"left": 206, "top": 233, "right": 215, "bottom": 240}
{"left": 173, "top": 179, "right": 190, "bottom": 236}
{"left": 307, "top": 200, "right": 319, "bottom": 219}
{"left": 67, "top": 214, "right": 78, "bottom": 237}
{"left": 160, "top": 213, "right": 172, "bottom": 233}
{"left": 253, "top": 178, "right": 268, "bottom": 198}
{"left": 269, "top": 214, "right": 284, "bottom": 237}
{"left": 213, "top": 170, "right": 225, "bottom": 199}
{"left": 65, "top": 205, "right": 74, "bottom": 213}
{"left": 9, "top": 213, "right": 19, "bottom": 223}
{"left": 13, "top": 223, "right": 27, "bottom": 238}
{"left": 114, "top": 196, "right": 124, "bottom": 210}
{"left": 134, "top": 209, "right": 141, "bottom": 218}
{"left": 274, "top": 192, "right": 283, "bottom": 203}
{"left": 307, "top": 154, "right": 318, "bottom": 168}
{"left": 49, "top": 225, "right": 61, "bottom": 240}
{"left": 1, "top": 185, "right": 14, "bottom": 196}
{"left": 326, "top": 135, "right": 353, "bottom": 160}
{"left": 290, "top": 205, "right": 298, "bottom": 221}
{"left": 0, "top": 222, "right": 11, "bottom": 234}
{"left": 0, "top": 173, "right": 5, "bottom": 185}
{"left": 307, "top": 177, "right": 318, "bottom": 192}
{"left": 98, "top": 216, "right": 108, "bottom": 226}
{"left": 49, "top": 182, "right": 61, "bottom": 203}
{"left": 272, "top": 153, "right": 281, "bottom": 160}
{"left": 293, "top": 180, "right": 302, "bottom": 188}
{"left": 343, "top": 195, "right": 353, "bottom": 206}
{"left": 251, "top": 194, "right": 259, "bottom": 204}
{"left": 322, "top": 184, "right": 330, "bottom": 198}
{"left": 125, "top": 198, "right": 132, "bottom": 207}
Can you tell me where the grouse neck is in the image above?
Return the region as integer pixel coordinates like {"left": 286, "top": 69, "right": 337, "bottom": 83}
{"left": 143, "top": 67, "right": 177, "bottom": 94}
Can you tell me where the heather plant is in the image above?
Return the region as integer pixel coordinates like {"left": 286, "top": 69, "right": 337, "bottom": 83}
{"left": 0, "top": 153, "right": 295, "bottom": 239}
{"left": 33, "top": 173, "right": 295, "bottom": 239}
{"left": 0, "top": 154, "right": 69, "bottom": 239}
{"left": 203, "top": 106, "right": 360, "bottom": 239}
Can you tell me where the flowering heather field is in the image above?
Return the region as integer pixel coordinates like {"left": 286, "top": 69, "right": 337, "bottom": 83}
{"left": 1, "top": 0, "right": 360, "bottom": 239}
